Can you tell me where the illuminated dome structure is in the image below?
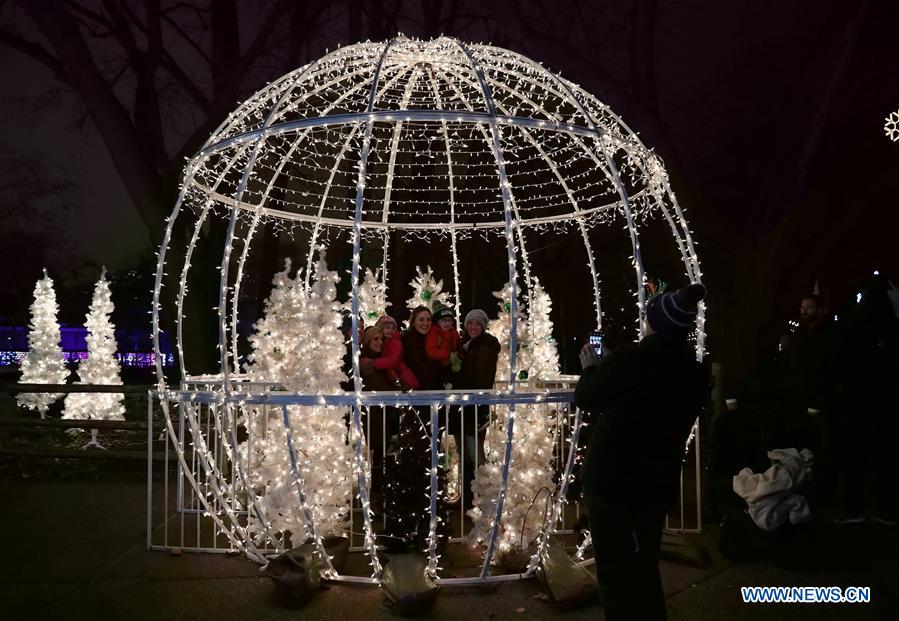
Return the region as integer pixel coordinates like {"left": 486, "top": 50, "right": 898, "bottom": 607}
{"left": 150, "top": 36, "right": 705, "bottom": 584}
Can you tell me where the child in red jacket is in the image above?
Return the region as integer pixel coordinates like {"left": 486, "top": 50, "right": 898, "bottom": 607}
{"left": 373, "top": 314, "right": 418, "bottom": 390}
{"left": 426, "top": 305, "right": 461, "bottom": 380}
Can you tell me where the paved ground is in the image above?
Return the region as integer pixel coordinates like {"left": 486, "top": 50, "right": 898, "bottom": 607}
{"left": 1, "top": 478, "right": 897, "bottom": 620}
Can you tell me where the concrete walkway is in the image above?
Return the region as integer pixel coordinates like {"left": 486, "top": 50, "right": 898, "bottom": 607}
{"left": 1, "top": 479, "right": 896, "bottom": 620}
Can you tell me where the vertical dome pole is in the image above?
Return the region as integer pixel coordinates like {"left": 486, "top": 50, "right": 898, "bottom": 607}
{"left": 213, "top": 57, "right": 325, "bottom": 555}
{"left": 348, "top": 38, "right": 399, "bottom": 580}
{"left": 301, "top": 69, "right": 411, "bottom": 286}
{"left": 173, "top": 148, "right": 276, "bottom": 559}
{"left": 438, "top": 63, "right": 598, "bottom": 332}
{"left": 176, "top": 146, "right": 251, "bottom": 378}
{"left": 377, "top": 64, "right": 424, "bottom": 288}
{"left": 152, "top": 159, "right": 260, "bottom": 562}
{"left": 304, "top": 124, "right": 364, "bottom": 285}
{"left": 585, "top": 100, "right": 706, "bottom": 358}
{"left": 425, "top": 62, "right": 464, "bottom": 337}
{"left": 455, "top": 39, "right": 520, "bottom": 579}
{"left": 657, "top": 180, "right": 706, "bottom": 357}
{"left": 546, "top": 74, "right": 648, "bottom": 339}
{"left": 510, "top": 124, "right": 604, "bottom": 330}
{"left": 436, "top": 64, "right": 537, "bottom": 340}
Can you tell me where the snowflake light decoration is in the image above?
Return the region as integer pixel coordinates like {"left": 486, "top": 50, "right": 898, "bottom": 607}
{"left": 885, "top": 110, "right": 899, "bottom": 142}
{"left": 406, "top": 265, "right": 452, "bottom": 312}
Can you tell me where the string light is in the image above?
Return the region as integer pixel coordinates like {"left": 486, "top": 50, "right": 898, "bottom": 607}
{"left": 149, "top": 35, "right": 707, "bottom": 583}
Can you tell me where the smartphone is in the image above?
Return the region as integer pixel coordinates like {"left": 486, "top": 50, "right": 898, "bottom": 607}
{"left": 589, "top": 331, "right": 603, "bottom": 357}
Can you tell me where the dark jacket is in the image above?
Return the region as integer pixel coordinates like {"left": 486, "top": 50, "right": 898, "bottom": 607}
{"left": 457, "top": 332, "right": 501, "bottom": 389}
{"left": 779, "top": 319, "right": 840, "bottom": 410}
{"left": 574, "top": 334, "right": 709, "bottom": 507}
{"left": 360, "top": 357, "right": 398, "bottom": 391}
{"left": 843, "top": 290, "right": 899, "bottom": 401}
{"left": 401, "top": 328, "right": 442, "bottom": 390}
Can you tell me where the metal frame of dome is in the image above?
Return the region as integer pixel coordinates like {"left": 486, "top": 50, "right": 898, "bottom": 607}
{"left": 150, "top": 35, "right": 706, "bottom": 584}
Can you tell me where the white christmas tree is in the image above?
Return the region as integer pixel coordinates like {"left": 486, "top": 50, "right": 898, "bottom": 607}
{"left": 244, "top": 260, "right": 304, "bottom": 385}
{"left": 63, "top": 269, "right": 125, "bottom": 447}
{"left": 486, "top": 281, "right": 531, "bottom": 383}
{"left": 17, "top": 269, "right": 68, "bottom": 418}
{"left": 243, "top": 257, "right": 354, "bottom": 547}
{"left": 467, "top": 400, "right": 558, "bottom": 559}
{"left": 480, "top": 281, "right": 531, "bottom": 464}
{"left": 468, "top": 280, "right": 558, "bottom": 560}
{"left": 527, "top": 279, "right": 560, "bottom": 381}
{"left": 353, "top": 267, "right": 390, "bottom": 325}
{"left": 406, "top": 265, "right": 452, "bottom": 312}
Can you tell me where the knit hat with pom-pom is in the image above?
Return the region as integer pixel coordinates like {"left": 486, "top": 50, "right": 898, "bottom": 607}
{"left": 645, "top": 283, "right": 706, "bottom": 339}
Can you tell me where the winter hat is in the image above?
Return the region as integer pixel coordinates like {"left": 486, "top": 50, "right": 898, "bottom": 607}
{"left": 433, "top": 304, "right": 454, "bottom": 322}
{"left": 464, "top": 308, "right": 489, "bottom": 329}
{"left": 645, "top": 283, "right": 706, "bottom": 339}
{"left": 376, "top": 314, "right": 397, "bottom": 329}
{"left": 361, "top": 326, "right": 383, "bottom": 351}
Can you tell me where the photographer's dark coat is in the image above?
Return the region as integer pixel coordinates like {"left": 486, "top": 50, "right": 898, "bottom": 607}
{"left": 574, "top": 334, "right": 709, "bottom": 508}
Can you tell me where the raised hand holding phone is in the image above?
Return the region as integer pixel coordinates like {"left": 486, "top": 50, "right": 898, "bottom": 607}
{"left": 589, "top": 331, "right": 603, "bottom": 357}
{"left": 579, "top": 332, "right": 602, "bottom": 370}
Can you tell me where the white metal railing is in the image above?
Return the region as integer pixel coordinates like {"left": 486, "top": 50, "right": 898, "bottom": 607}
{"left": 146, "top": 378, "right": 701, "bottom": 584}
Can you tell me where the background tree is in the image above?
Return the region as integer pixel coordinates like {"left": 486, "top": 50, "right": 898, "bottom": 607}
{"left": 17, "top": 270, "right": 69, "bottom": 417}
{"left": 0, "top": 153, "right": 76, "bottom": 320}
{"left": 63, "top": 268, "right": 125, "bottom": 447}
{"left": 2, "top": 0, "right": 897, "bottom": 387}
{"left": 353, "top": 267, "right": 390, "bottom": 325}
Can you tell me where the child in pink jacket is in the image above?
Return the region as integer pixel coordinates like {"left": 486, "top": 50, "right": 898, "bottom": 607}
{"left": 374, "top": 314, "right": 419, "bottom": 390}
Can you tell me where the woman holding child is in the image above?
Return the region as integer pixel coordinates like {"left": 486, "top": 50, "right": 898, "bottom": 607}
{"left": 401, "top": 306, "right": 442, "bottom": 390}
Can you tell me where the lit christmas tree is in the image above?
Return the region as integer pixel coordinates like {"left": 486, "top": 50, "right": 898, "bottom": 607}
{"left": 406, "top": 265, "right": 452, "bottom": 312}
{"left": 480, "top": 281, "right": 530, "bottom": 464}
{"left": 382, "top": 407, "right": 436, "bottom": 552}
{"left": 467, "top": 400, "right": 557, "bottom": 560}
{"left": 527, "top": 279, "right": 560, "bottom": 381}
{"left": 244, "top": 260, "right": 303, "bottom": 385}
{"left": 354, "top": 267, "right": 390, "bottom": 324}
{"left": 17, "top": 269, "right": 68, "bottom": 418}
{"left": 468, "top": 282, "right": 558, "bottom": 561}
{"left": 243, "top": 257, "right": 354, "bottom": 547}
{"left": 486, "top": 281, "right": 531, "bottom": 383}
{"left": 63, "top": 269, "right": 125, "bottom": 447}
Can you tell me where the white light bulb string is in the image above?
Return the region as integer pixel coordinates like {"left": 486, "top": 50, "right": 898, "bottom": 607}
{"left": 281, "top": 404, "right": 338, "bottom": 577}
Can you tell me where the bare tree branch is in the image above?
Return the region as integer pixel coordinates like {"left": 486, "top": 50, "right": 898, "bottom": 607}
{"left": 22, "top": 0, "right": 166, "bottom": 238}
{"left": 159, "top": 52, "right": 211, "bottom": 111}
{"left": 161, "top": 11, "right": 211, "bottom": 64}
{"left": 0, "top": 27, "right": 67, "bottom": 80}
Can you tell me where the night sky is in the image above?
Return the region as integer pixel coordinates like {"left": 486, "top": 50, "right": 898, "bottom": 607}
{"left": 1, "top": 0, "right": 897, "bottom": 380}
